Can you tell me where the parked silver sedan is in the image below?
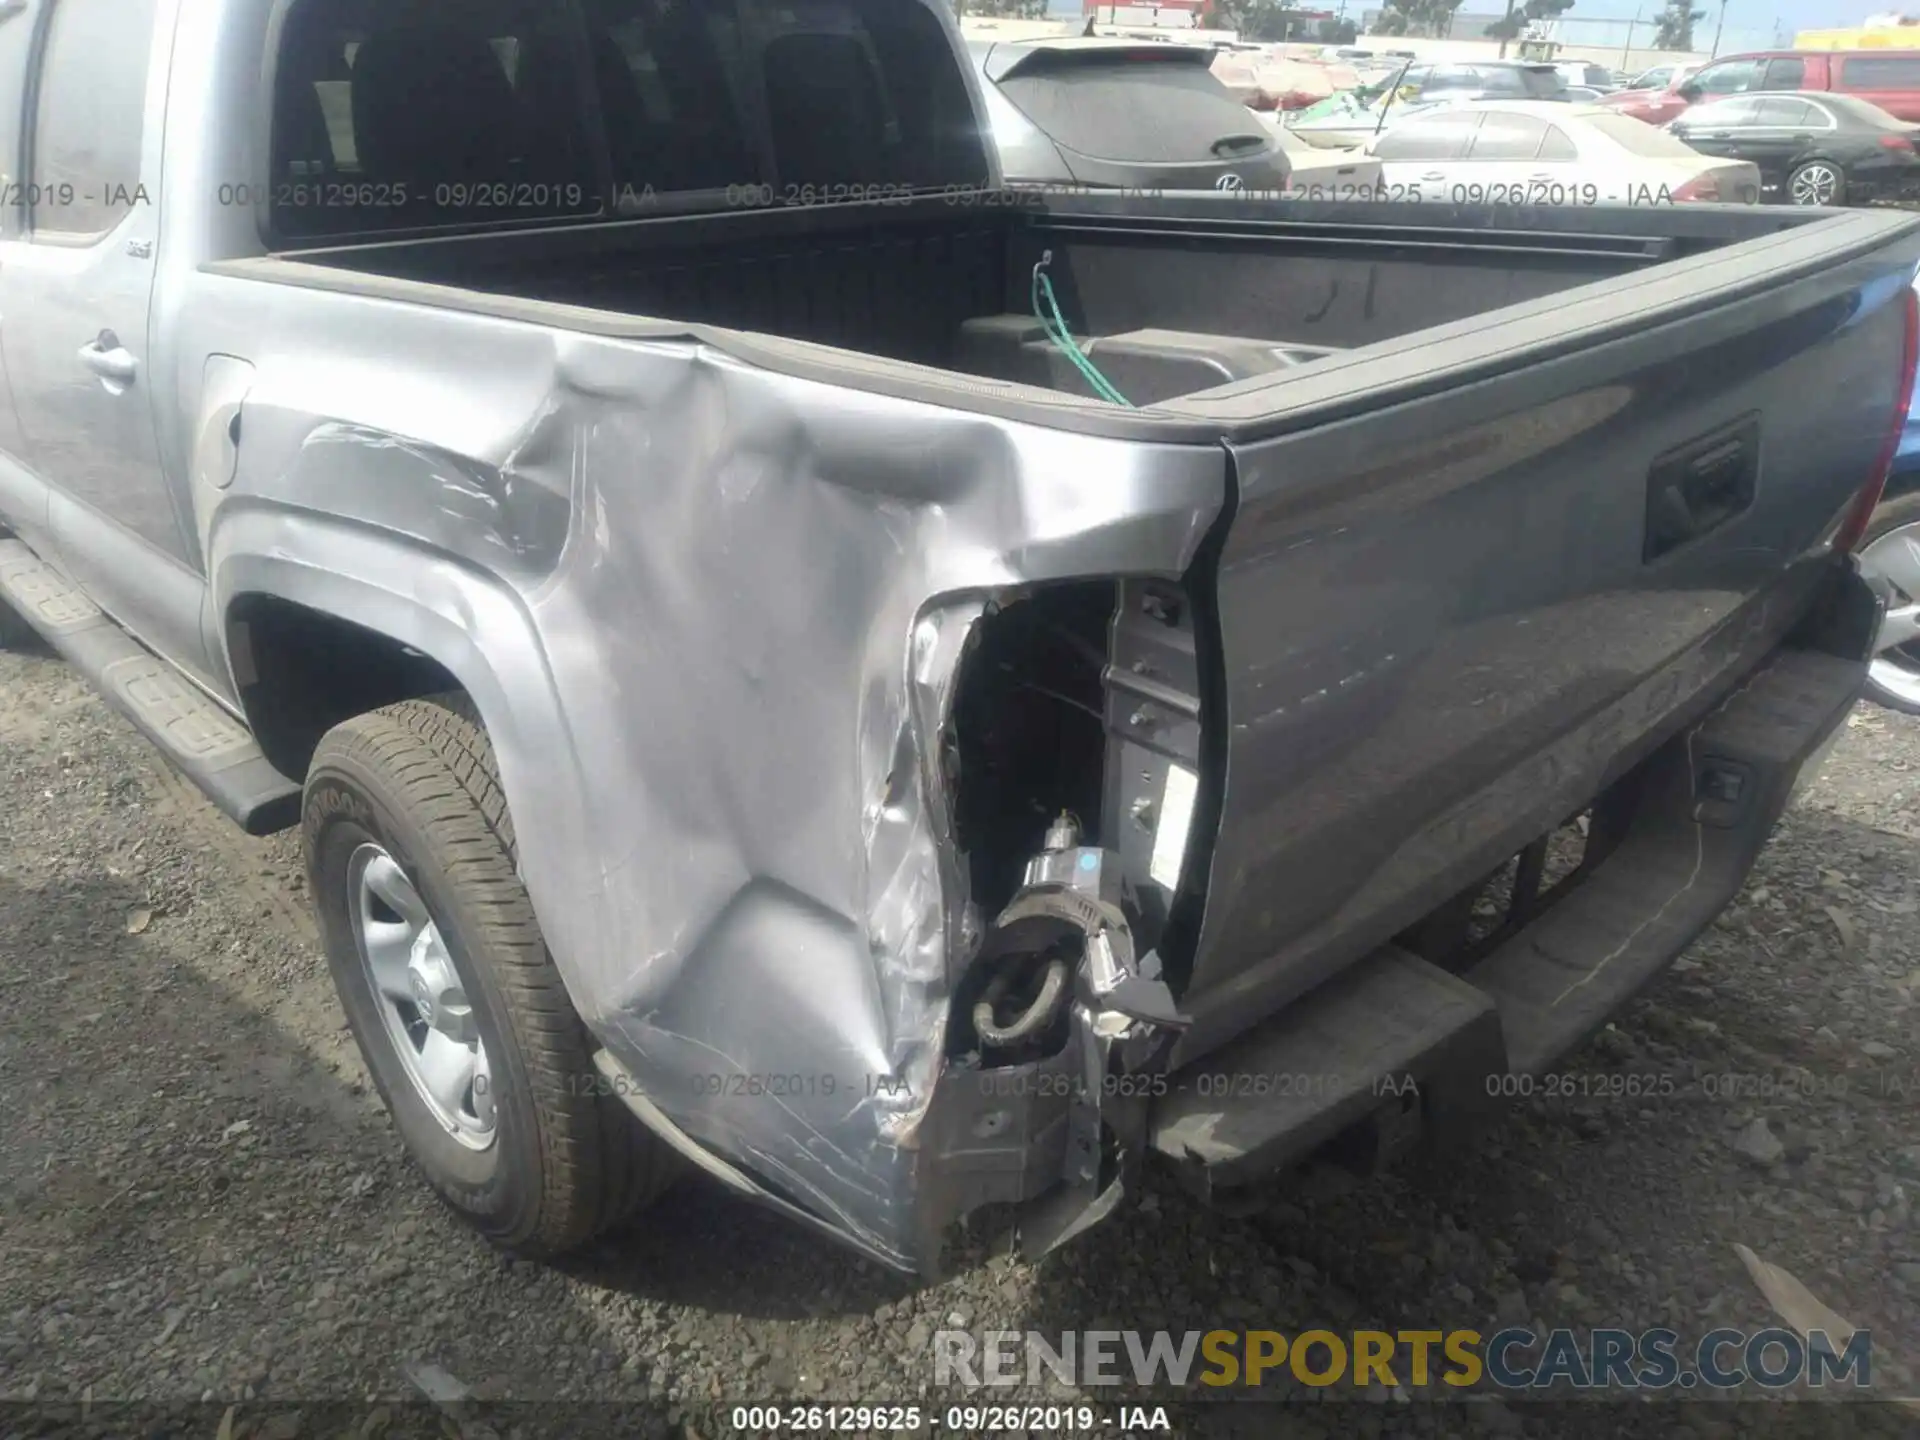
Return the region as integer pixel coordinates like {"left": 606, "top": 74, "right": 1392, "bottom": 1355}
{"left": 1360, "top": 102, "right": 1762, "bottom": 204}
{"left": 1286, "top": 60, "right": 1570, "bottom": 148}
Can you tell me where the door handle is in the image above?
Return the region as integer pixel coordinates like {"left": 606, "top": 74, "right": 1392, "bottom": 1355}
{"left": 79, "top": 330, "right": 137, "bottom": 387}
{"left": 1421, "top": 170, "right": 1445, "bottom": 180}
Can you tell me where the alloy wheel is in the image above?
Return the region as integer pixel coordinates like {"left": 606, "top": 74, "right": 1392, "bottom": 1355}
{"left": 1859, "top": 519, "right": 1920, "bottom": 711}
{"left": 346, "top": 842, "right": 497, "bottom": 1148}
{"left": 1789, "top": 162, "right": 1841, "bottom": 206}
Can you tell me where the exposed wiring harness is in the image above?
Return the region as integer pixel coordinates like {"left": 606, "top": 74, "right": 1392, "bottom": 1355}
{"left": 1031, "top": 251, "right": 1133, "bottom": 408}
{"left": 974, "top": 953, "right": 1072, "bottom": 1049}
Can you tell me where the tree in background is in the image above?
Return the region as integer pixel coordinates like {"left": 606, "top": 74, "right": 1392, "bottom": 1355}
{"left": 1210, "top": 0, "right": 1284, "bottom": 40}
{"left": 954, "top": 0, "right": 1048, "bottom": 15}
{"left": 1211, "top": 0, "right": 1350, "bottom": 40}
{"left": 1316, "top": 16, "right": 1361, "bottom": 41}
{"left": 1654, "top": 0, "right": 1706, "bottom": 48}
{"left": 1485, "top": 0, "right": 1574, "bottom": 42}
{"left": 1367, "top": 0, "right": 1466, "bottom": 37}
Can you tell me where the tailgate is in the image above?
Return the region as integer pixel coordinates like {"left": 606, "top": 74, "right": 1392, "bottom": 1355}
{"left": 1171, "top": 210, "right": 1920, "bottom": 1059}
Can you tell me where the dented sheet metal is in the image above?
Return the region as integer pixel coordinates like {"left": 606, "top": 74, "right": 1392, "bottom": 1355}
{"left": 203, "top": 278, "right": 1225, "bottom": 1269}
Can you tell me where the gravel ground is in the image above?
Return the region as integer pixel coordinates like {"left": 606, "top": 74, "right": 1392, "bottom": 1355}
{"left": 1, "top": 634, "right": 1917, "bottom": 1440}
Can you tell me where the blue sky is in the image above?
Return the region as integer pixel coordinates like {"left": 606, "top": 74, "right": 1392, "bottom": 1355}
{"left": 1563, "top": 0, "right": 1888, "bottom": 32}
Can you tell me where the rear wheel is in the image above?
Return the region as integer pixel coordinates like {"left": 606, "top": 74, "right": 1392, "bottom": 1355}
{"left": 1858, "top": 493, "right": 1920, "bottom": 716}
{"left": 303, "top": 693, "right": 677, "bottom": 1254}
{"left": 1787, "top": 160, "right": 1845, "bottom": 207}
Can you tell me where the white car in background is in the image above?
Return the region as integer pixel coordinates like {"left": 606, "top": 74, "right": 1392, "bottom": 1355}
{"left": 1554, "top": 60, "right": 1620, "bottom": 92}
{"left": 1621, "top": 62, "right": 1697, "bottom": 92}
{"left": 1360, "top": 102, "right": 1762, "bottom": 204}
{"left": 1256, "top": 112, "right": 1387, "bottom": 194}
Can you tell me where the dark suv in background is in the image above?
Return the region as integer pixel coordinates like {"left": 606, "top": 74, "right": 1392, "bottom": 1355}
{"left": 1388, "top": 59, "right": 1570, "bottom": 104}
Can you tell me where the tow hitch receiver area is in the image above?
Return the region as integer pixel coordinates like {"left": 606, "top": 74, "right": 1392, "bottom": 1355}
{"left": 1149, "top": 641, "right": 1866, "bottom": 1201}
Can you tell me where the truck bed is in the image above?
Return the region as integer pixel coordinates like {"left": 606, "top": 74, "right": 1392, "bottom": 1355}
{"left": 245, "top": 194, "right": 1842, "bottom": 413}
{"left": 219, "top": 191, "right": 1920, "bottom": 1042}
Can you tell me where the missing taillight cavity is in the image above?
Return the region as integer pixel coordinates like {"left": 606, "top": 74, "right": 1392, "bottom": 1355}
{"left": 944, "top": 576, "right": 1210, "bottom": 1070}
{"left": 948, "top": 583, "right": 1114, "bottom": 922}
{"left": 1836, "top": 281, "right": 1920, "bottom": 554}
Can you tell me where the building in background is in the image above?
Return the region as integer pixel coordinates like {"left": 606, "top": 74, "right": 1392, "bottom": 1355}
{"left": 1077, "top": 1, "right": 1341, "bottom": 40}
{"left": 1081, "top": 0, "right": 1208, "bottom": 24}
{"left": 1357, "top": 9, "right": 1773, "bottom": 56}
{"left": 1797, "top": 15, "right": 1920, "bottom": 48}
{"left": 1364, "top": 9, "right": 1506, "bottom": 37}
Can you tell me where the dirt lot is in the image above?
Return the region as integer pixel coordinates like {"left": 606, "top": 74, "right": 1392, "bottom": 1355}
{"left": 1, "top": 631, "right": 1917, "bottom": 1439}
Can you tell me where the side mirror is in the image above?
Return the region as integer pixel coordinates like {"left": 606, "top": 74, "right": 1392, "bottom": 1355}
{"left": 1677, "top": 82, "right": 1703, "bottom": 101}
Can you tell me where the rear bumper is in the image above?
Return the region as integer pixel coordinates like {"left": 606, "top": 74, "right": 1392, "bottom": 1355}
{"left": 1148, "top": 564, "right": 1879, "bottom": 1198}
{"left": 1858, "top": 182, "right": 1920, "bottom": 204}
{"left": 1850, "top": 160, "right": 1920, "bottom": 203}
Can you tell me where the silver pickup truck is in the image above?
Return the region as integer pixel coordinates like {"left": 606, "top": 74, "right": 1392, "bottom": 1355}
{"left": 0, "top": 0, "right": 1915, "bottom": 1277}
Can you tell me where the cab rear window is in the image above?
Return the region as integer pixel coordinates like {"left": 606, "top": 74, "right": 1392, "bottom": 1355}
{"left": 270, "top": 0, "right": 600, "bottom": 238}
{"left": 267, "top": 0, "right": 987, "bottom": 240}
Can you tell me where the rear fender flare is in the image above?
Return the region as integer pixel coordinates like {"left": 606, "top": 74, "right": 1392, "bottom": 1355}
{"left": 209, "top": 504, "right": 593, "bottom": 987}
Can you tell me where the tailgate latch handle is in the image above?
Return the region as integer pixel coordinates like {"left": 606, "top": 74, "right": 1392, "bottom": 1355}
{"left": 1644, "top": 414, "right": 1761, "bottom": 562}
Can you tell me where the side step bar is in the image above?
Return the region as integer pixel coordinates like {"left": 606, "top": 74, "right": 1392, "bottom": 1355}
{"left": 1149, "top": 640, "right": 1865, "bottom": 1198}
{"left": 0, "top": 540, "right": 300, "bottom": 835}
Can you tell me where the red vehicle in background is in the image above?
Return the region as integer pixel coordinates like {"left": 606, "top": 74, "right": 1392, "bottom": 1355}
{"left": 1602, "top": 49, "right": 1920, "bottom": 126}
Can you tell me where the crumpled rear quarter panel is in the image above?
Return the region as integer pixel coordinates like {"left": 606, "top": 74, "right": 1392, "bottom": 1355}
{"left": 208, "top": 288, "right": 1225, "bottom": 1269}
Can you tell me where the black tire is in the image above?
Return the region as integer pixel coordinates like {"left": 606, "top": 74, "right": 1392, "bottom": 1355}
{"left": 0, "top": 597, "right": 33, "bottom": 649}
{"left": 303, "top": 692, "right": 677, "bottom": 1254}
{"left": 0, "top": 530, "right": 33, "bottom": 648}
{"left": 1860, "top": 491, "right": 1920, "bottom": 717}
{"left": 1787, "top": 159, "right": 1846, "bottom": 208}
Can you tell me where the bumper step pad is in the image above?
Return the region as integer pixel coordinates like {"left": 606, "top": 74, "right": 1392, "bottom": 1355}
{"left": 1150, "top": 947, "right": 1504, "bottom": 1194}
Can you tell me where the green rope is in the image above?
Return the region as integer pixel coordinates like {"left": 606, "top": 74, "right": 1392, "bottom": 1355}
{"left": 1031, "top": 257, "right": 1133, "bottom": 408}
